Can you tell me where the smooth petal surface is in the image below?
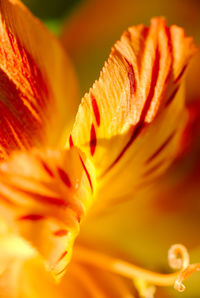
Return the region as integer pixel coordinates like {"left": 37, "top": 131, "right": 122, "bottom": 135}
{"left": 0, "top": 147, "right": 95, "bottom": 278}
{"left": 71, "top": 18, "right": 196, "bottom": 210}
{"left": 0, "top": 226, "right": 35, "bottom": 298}
{"left": 0, "top": 233, "right": 64, "bottom": 298}
{"left": 186, "top": 49, "right": 200, "bottom": 103}
{"left": 0, "top": 0, "right": 78, "bottom": 160}
{"left": 0, "top": 241, "right": 137, "bottom": 298}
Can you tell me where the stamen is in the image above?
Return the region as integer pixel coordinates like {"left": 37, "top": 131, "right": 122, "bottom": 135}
{"left": 174, "top": 263, "right": 200, "bottom": 292}
{"left": 74, "top": 244, "right": 200, "bottom": 293}
{"left": 168, "top": 244, "right": 190, "bottom": 269}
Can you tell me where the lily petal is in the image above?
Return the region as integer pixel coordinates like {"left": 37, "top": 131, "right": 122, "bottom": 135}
{"left": 64, "top": 261, "right": 136, "bottom": 298}
{"left": 0, "top": 0, "right": 78, "bottom": 160}
{"left": 0, "top": 240, "right": 136, "bottom": 298}
{"left": 71, "top": 18, "right": 196, "bottom": 210}
{"left": 0, "top": 147, "right": 95, "bottom": 278}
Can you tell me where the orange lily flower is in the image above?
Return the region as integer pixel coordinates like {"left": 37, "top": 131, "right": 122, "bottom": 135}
{"left": 0, "top": 0, "right": 199, "bottom": 297}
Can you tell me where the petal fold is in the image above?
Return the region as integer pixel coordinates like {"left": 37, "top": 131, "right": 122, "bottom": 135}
{"left": 0, "top": 0, "right": 78, "bottom": 160}
{"left": 71, "top": 18, "right": 197, "bottom": 210}
{"left": 0, "top": 147, "right": 95, "bottom": 278}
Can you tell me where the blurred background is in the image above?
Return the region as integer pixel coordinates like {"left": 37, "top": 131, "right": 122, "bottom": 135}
{"left": 23, "top": 0, "right": 200, "bottom": 97}
{"left": 22, "top": 1, "right": 200, "bottom": 297}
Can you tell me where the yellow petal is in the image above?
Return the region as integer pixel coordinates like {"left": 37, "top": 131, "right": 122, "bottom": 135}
{"left": 0, "top": 0, "right": 78, "bottom": 160}
{"left": 0, "top": 233, "right": 63, "bottom": 298}
{"left": 0, "top": 233, "right": 35, "bottom": 298}
{"left": 71, "top": 17, "right": 197, "bottom": 211}
{"left": 0, "top": 237, "right": 136, "bottom": 298}
{"left": 0, "top": 147, "right": 95, "bottom": 278}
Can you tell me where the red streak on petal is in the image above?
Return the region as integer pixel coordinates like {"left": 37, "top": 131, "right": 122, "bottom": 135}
{"left": 90, "top": 124, "right": 97, "bottom": 156}
{"left": 0, "top": 192, "right": 17, "bottom": 206}
{"left": 32, "top": 193, "right": 67, "bottom": 206}
{"left": 40, "top": 160, "right": 54, "bottom": 177}
{"left": 165, "top": 86, "right": 179, "bottom": 107}
{"left": 91, "top": 93, "right": 100, "bottom": 126}
{"left": 174, "top": 65, "right": 187, "bottom": 84}
{"left": 79, "top": 155, "right": 93, "bottom": 192}
{"left": 53, "top": 229, "right": 69, "bottom": 237}
{"left": 69, "top": 134, "right": 74, "bottom": 147}
{"left": 142, "top": 159, "right": 165, "bottom": 178}
{"left": 19, "top": 214, "right": 45, "bottom": 221}
{"left": 101, "top": 122, "right": 144, "bottom": 177}
{"left": 0, "top": 29, "right": 51, "bottom": 159}
{"left": 57, "top": 167, "right": 72, "bottom": 188}
{"left": 125, "top": 58, "right": 136, "bottom": 96}
{"left": 101, "top": 48, "right": 160, "bottom": 177}
{"left": 56, "top": 267, "right": 66, "bottom": 276}
{"left": 76, "top": 215, "right": 81, "bottom": 223}
{"left": 13, "top": 187, "right": 68, "bottom": 207}
{"left": 145, "top": 132, "right": 175, "bottom": 164}
{"left": 57, "top": 251, "right": 68, "bottom": 262}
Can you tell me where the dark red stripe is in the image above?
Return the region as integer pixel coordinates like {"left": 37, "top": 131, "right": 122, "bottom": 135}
{"left": 56, "top": 267, "right": 66, "bottom": 276}
{"left": 53, "top": 229, "right": 68, "bottom": 237}
{"left": 69, "top": 134, "right": 74, "bottom": 147}
{"left": 40, "top": 160, "right": 54, "bottom": 178}
{"left": 145, "top": 132, "right": 175, "bottom": 164}
{"left": 90, "top": 124, "right": 97, "bottom": 156}
{"left": 57, "top": 251, "right": 68, "bottom": 262}
{"left": 101, "top": 47, "right": 160, "bottom": 177}
{"left": 76, "top": 215, "right": 81, "bottom": 223}
{"left": 0, "top": 193, "right": 16, "bottom": 206}
{"left": 12, "top": 186, "right": 68, "bottom": 207}
{"left": 32, "top": 193, "right": 67, "bottom": 206}
{"left": 91, "top": 93, "right": 100, "bottom": 126}
{"left": 19, "top": 214, "right": 45, "bottom": 221}
{"left": 165, "top": 86, "right": 179, "bottom": 107}
{"left": 101, "top": 122, "right": 144, "bottom": 177}
{"left": 174, "top": 65, "right": 187, "bottom": 84}
{"left": 79, "top": 155, "right": 93, "bottom": 192}
{"left": 0, "top": 30, "right": 51, "bottom": 157}
{"left": 57, "top": 167, "right": 71, "bottom": 188}
{"left": 125, "top": 58, "right": 136, "bottom": 96}
{"left": 142, "top": 159, "right": 165, "bottom": 178}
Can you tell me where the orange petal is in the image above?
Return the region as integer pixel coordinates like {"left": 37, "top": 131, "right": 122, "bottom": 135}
{"left": 0, "top": 0, "right": 78, "bottom": 160}
{"left": 64, "top": 261, "right": 136, "bottom": 298}
{"left": 71, "top": 18, "right": 197, "bottom": 211}
{"left": 0, "top": 147, "right": 95, "bottom": 278}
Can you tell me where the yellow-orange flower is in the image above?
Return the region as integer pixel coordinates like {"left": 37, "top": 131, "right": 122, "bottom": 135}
{"left": 0, "top": 0, "right": 199, "bottom": 297}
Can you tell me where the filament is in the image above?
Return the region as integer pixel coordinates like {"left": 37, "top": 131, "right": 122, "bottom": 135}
{"left": 74, "top": 244, "right": 200, "bottom": 293}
